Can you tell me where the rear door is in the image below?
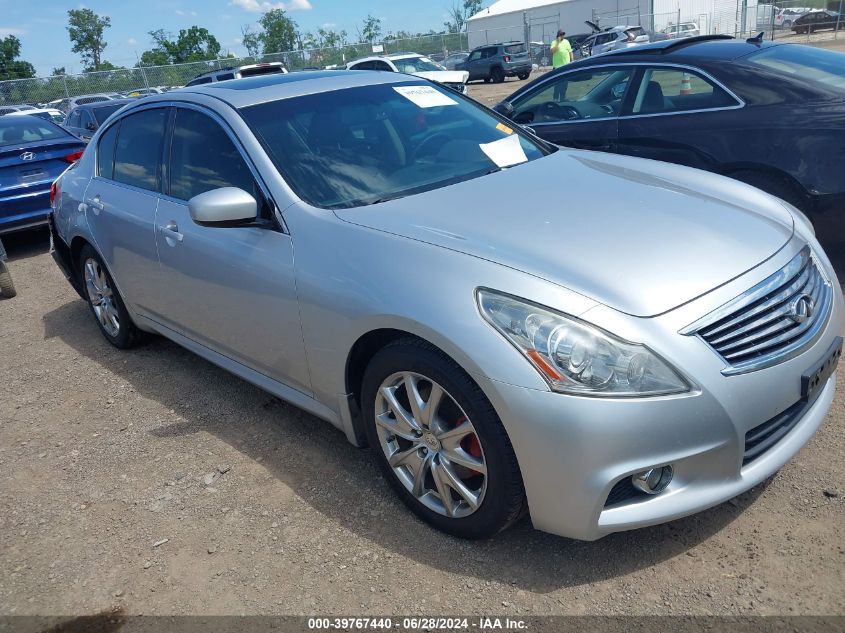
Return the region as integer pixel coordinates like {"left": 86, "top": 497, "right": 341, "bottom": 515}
{"left": 508, "top": 65, "right": 636, "bottom": 150}
{"left": 152, "top": 106, "right": 311, "bottom": 393}
{"left": 615, "top": 65, "right": 744, "bottom": 171}
{"left": 84, "top": 107, "right": 168, "bottom": 314}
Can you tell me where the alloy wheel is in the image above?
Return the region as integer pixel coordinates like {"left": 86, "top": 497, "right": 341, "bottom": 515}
{"left": 83, "top": 257, "right": 120, "bottom": 337}
{"left": 374, "top": 371, "right": 487, "bottom": 518}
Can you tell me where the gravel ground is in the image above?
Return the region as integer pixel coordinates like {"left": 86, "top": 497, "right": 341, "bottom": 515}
{"left": 0, "top": 225, "right": 843, "bottom": 619}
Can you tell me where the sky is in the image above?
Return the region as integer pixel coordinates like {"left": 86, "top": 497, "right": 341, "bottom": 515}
{"left": 0, "top": 0, "right": 462, "bottom": 77}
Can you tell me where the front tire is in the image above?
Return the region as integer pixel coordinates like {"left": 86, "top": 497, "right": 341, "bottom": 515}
{"left": 78, "top": 244, "right": 144, "bottom": 349}
{"left": 518, "top": 72, "right": 530, "bottom": 80}
{"left": 361, "top": 339, "right": 526, "bottom": 539}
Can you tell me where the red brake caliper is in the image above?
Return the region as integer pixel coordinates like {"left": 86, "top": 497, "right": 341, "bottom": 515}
{"left": 455, "top": 415, "right": 482, "bottom": 476}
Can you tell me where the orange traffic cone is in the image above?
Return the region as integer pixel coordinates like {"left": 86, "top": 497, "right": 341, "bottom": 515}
{"left": 680, "top": 73, "right": 693, "bottom": 96}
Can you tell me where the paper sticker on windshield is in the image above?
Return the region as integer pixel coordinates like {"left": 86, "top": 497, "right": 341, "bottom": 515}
{"left": 496, "top": 122, "right": 513, "bottom": 135}
{"left": 480, "top": 134, "right": 528, "bottom": 168}
{"left": 393, "top": 85, "right": 458, "bottom": 108}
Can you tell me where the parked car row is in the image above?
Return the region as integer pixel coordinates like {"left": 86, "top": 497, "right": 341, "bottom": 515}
{"left": 44, "top": 64, "right": 843, "bottom": 543}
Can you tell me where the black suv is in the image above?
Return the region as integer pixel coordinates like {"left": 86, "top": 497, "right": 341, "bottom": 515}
{"left": 456, "top": 42, "right": 532, "bottom": 83}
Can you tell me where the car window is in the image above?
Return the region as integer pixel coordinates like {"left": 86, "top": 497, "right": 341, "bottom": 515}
{"left": 504, "top": 44, "right": 526, "bottom": 55}
{"left": 78, "top": 97, "right": 108, "bottom": 105}
{"left": 372, "top": 60, "right": 393, "bottom": 71}
{"left": 468, "top": 51, "right": 481, "bottom": 61}
{"left": 97, "top": 122, "right": 119, "bottom": 179}
{"left": 92, "top": 103, "right": 126, "bottom": 125}
{"left": 242, "top": 81, "right": 548, "bottom": 210}
{"left": 113, "top": 108, "right": 168, "bottom": 191}
{"left": 0, "top": 117, "right": 68, "bottom": 146}
{"left": 187, "top": 76, "right": 213, "bottom": 86}
{"left": 67, "top": 110, "right": 81, "bottom": 127}
{"left": 81, "top": 111, "right": 95, "bottom": 130}
{"left": 745, "top": 45, "right": 845, "bottom": 91}
{"left": 350, "top": 61, "right": 372, "bottom": 70}
{"left": 216, "top": 72, "right": 235, "bottom": 81}
{"left": 511, "top": 67, "right": 635, "bottom": 124}
{"left": 630, "top": 68, "right": 738, "bottom": 115}
{"left": 169, "top": 108, "right": 257, "bottom": 202}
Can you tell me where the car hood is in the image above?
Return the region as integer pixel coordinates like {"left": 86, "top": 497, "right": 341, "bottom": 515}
{"left": 334, "top": 149, "right": 794, "bottom": 317}
{"left": 412, "top": 70, "right": 469, "bottom": 84}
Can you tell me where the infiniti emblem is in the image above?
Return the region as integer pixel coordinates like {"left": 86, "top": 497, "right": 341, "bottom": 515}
{"left": 789, "top": 294, "right": 814, "bottom": 324}
{"left": 20, "top": 151, "right": 34, "bottom": 161}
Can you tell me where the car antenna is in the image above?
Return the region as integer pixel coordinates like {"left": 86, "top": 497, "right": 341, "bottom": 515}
{"left": 746, "top": 31, "right": 765, "bottom": 44}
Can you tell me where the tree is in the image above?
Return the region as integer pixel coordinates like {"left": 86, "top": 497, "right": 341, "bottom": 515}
{"left": 257, "top": 8, "right": 298, "bottom": 54}
{"left": 147, "top": 26, "right": 222, "bottom": 64}
{"left": 51, "top": 66, "right": 66, "bottom": 76}
{"left": 360, "top": 15, "right": 382, "bottom": 43}
{"left": 0, "top": 36, "right": 35, "bottom": 80}
{"left": 67, "top": 8, "right": 111, "bottom": 71}
{"left": 241, "top": 25, "right": 262, "bottom": 58}
{"left": 444, "top": 0, "right": 485, "bottom": 32}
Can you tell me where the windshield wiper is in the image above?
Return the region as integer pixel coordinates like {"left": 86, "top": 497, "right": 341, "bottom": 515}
{"left": 366, "top": 194, "right": 407, "bottom": 205}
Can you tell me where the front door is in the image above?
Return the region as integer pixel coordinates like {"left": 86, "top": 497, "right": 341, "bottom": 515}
{"left": 509, "top": 65, "right": 636, "bottom": 151}
{"left": 152, "top": 106, "right": 311, "bottom": 394}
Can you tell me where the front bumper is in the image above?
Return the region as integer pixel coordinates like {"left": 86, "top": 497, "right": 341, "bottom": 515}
{"left": 474, "top": 244, "right": 844, "bottom": 541}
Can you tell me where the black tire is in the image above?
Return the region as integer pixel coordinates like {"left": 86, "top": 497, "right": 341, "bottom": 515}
{"left": 361, "top": 338, "right": 526, "bottom": 539}
{"left": 77, "top": 244, "right": 145, "bottom": 349}
{"left": 483, "top": 77, "right": 491, "bottom": 83}
{"left": 491, "top": 66, "right": 505, "bottom": 84}
{"left": 0, "top": 261, "right": 16, "bottom": 298}
{"left": 730, "top": 170, "right": 808, "bottom": 212}
{"left": 518, "top": 72, "right": 530, "bottom": 80}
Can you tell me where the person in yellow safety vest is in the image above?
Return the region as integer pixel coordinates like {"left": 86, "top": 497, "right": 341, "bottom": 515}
{"left": 550, "top": 30, "right": 572, "bottom": 69}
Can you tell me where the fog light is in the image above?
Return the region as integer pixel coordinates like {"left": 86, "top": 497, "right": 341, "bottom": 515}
{"left": 632, "top": 465, "right": 673, "bottom": 495}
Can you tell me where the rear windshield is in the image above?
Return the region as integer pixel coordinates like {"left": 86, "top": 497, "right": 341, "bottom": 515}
{"left": 92, "top": 103, "right": 127, "bottom": 125}
{"left": 241, "top": 82, "right": 548, "bottom": 209}
{"left": 0, "top": 117, "right": 68, "bottom": 146}
{"left": 504, "top": 44, "right": 526, "bottom": 55}
{"left": 745, "top": 45, "right": 845, "bottom": 91}
{"left": 240, "top": 65, "right": 284, "bottom": 78}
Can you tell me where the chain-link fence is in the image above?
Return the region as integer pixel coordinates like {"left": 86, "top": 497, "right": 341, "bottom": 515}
{"left": 0, "top": 31, "right": 470, "bottom": 107}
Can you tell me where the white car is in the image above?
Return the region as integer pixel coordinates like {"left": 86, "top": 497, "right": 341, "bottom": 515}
{"left": 347, "top": 53, "right": 469, "bottom": 94}
{"left": 581, "top": 25, "right": 650, "bottom": 57}
{"left": 661, "top": 22, "right": 701, "bottom": 38}
{"left": 775, "top": 7, "right": 811, "bottom": 28}
{"left": 7, "top": 107, "right": 65, "bottom": 123}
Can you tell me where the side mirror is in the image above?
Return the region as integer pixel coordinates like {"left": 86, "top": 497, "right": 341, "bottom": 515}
{"left": 85, "top": 122, "right": 96, "bottom": 131}
{"left": 493, "top": 101, "right": 514, "bottom": 118}
{"left": 188, "top": 187, "right": 257, "bottom": 225}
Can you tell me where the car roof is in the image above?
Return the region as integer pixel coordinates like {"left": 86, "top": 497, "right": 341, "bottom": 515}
{"left": 152, "top": 70, "right": 427, "bottom": 109}
{"left": 574, "top": 35, "right": 778, "bottom": 63}
{"left": 73, "top": 98, "right": 136, "bottom": 111}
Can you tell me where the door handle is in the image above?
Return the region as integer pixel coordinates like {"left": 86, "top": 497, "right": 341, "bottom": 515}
{"left": 158, "top": 222, "right": 184, "bottom": 244}
{"left": 86, "top": 195, "right": 104, "bottom": 214}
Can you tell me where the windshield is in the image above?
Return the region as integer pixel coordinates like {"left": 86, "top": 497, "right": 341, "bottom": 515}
{"left": 242, "top": 82, "right": 548, "bottom": 209}
{"left": 745, "top": 45, "right": 845, "bottom": 91}
{"left": 0, "top": 117, "right": 68, "bottom": 146}
{"left": 92, "top": 103, "right": 127, "bottom": 124}
{"left": 394, "top": 57, "right": 446, "bottom": 73}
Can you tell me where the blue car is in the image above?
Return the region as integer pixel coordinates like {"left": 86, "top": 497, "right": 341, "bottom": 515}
{"left": 0, "top": 115, "right": 85, "bottom": 234}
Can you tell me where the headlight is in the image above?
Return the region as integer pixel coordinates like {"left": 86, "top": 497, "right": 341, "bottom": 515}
{"left": 477, "top": 289, "right": 690, "bottom": 397}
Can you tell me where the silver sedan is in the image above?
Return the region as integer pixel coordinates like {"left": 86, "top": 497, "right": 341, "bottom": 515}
{"left": 50, "top": 71, "right": 844, "bottom": 540}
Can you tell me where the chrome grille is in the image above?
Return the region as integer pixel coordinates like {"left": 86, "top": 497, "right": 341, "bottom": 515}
{"left": 682, "top": 246, "right": 833, "bottom": 375}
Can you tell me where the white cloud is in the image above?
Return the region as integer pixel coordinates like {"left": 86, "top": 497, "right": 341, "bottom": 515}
{"left": 175, "top": 9, "right": 198, "bottom": 16}
{"left": 127, "top": 37, "right": 138, "bottom": 45}
{"left": 0, "top": 27, "right": 25, "bottom": 37}
{"left": 230, "top": 0, "right": 312, "bottom": 13}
